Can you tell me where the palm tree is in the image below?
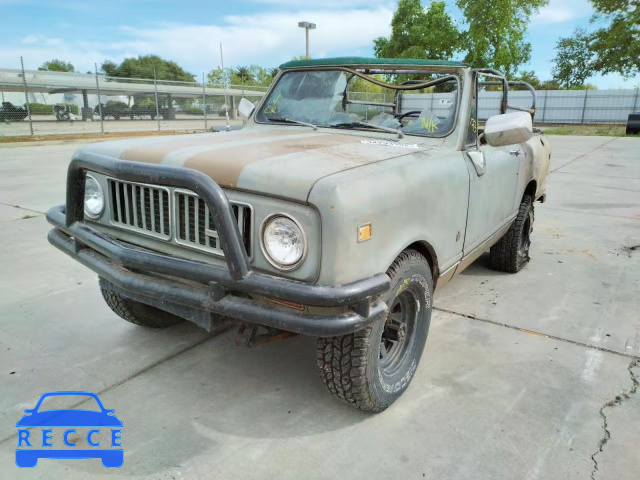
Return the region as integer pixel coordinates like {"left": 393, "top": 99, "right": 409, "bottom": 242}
{"left": 268, "top": 67, "right": 279, "bottom": 78}
{"left": 234, "top": 66, "right": 252, "bottom": 86}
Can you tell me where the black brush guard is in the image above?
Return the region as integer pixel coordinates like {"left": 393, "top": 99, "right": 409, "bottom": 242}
{"left": 46, "top": 152, "right": 390, "bottom": 336}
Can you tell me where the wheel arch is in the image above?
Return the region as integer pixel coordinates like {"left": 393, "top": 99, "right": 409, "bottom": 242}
{"left": 393, "top": 240, "right": 439, "bottom": 287}
{"left": 524, "top": 179, "right": 537, "bottom": 200}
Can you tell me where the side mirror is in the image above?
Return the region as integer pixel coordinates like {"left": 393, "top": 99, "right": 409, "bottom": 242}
{"left": 484, "top": 111, "right": 532, "bottom": 147}
{"left": 238, "top": 98, "right": 255, "bottom": 119}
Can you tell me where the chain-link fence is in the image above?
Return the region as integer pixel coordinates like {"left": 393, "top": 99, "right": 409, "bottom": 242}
{"left": 0, "top": 57, "right": 268, "bottom": 137}
{"left": 1, "top": 57, "right": 639, "bottom": 137}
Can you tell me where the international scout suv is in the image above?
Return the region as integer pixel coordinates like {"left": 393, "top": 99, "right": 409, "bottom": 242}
{"left": 47, "top": 58, "right": 550, "bottom": 412}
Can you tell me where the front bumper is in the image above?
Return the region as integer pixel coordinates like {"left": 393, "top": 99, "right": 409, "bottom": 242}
{"left": 46, "top": 153, "right": 390, "bottom": 337}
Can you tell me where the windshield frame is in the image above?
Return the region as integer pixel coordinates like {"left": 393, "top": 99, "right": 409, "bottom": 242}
{"left": 254, "top": 66, "right": 462, "bottom": 139}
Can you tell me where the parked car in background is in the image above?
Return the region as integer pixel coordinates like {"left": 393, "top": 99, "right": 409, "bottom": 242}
{"left": 46, "top": 57, "right": 551, "bottom": 412}
{"left": 129, "top": 104, "right": 168, "bottom": 120}
{"left": 54, "top": 104, "right": 76, "bottom": 122}
{"left": 0, "top": 102, "right": 28, "bottom": 122}
{"left": 95, "top": 101, "right": 129, "bottom": 120}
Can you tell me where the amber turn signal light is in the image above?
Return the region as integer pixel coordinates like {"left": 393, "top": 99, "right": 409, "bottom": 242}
{"left": 358, "top": 223, "right": 372, "bottom": 242}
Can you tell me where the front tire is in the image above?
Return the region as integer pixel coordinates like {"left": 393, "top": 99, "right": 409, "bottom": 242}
{"left": 489, "top": 194, "right": 534, "bottom": 273}
{"left": 316, "top": 250, "right": 433, "bottom": 412}
{"left": 100, "top": 287, "right": 184, "bottom": 328}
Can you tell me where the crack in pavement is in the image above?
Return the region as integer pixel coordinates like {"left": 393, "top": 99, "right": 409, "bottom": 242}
{"left": 590, "top": 359, "right": 639, "bottom": 480}
{"left": 434, "top": 306, "right": 640, "bottom": 478}
{"left": 433, "top": 306, "right": 640, "bottom": 361}
{"left": 549, "top": 137, "right": 618, "bottom": 174}
{"left": 0, "top": 201, "right": 46, "bottom": 215}
{"left": 0, "top": 322, "right": 233, "bottom": 446}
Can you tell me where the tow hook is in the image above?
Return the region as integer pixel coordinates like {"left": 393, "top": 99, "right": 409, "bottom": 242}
{"left": 234, "top": 324, "right": 298, "bottom": 347}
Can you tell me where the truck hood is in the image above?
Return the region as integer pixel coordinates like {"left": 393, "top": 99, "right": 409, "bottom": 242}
{"left": 76, "top": 129, "right": 433, "bottom": 202}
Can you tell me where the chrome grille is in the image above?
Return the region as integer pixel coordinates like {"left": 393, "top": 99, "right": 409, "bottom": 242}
{"left": 108, "top": 179, "right": 170, "bottom": 239}
{"left": 175, "top": 190, "right": 251, "bottom": 256}
{"left": 106, "top": 179, "right": 251, "bottom": 257}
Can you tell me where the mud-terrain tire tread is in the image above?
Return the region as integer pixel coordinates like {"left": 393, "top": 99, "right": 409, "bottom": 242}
{"left": 489, "top": 195, "right": 534, "bottom": 273}
{"left": 101, "top": 288, "right": 183, "bottom": 328}
{"left": 317, "top": 249, "right": 431, "bottom": 412}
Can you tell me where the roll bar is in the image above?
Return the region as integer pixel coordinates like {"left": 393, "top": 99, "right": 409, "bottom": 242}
{"left": 475, "top": 68, "right": 536, "bottom": 118}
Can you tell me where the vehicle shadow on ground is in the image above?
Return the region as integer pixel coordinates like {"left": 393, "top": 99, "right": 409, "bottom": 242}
{"left": 457, "top": 253, "right": 507, "bottom": 277}
{"left": 185, "top": 332, "right": 373, "bottom": 436}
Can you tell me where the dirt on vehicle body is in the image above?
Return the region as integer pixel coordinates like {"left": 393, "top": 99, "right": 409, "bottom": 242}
{"left": 47, "top": 57, "right": 550, "bottom": 411}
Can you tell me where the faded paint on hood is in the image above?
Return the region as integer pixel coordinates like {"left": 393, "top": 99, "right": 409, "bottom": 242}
{"left": 75, "top": 129, "right": 433, "bottom": 202}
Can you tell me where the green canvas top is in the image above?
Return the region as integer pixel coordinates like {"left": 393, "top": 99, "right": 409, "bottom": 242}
{"left": 279, "top": 57, "right": 467, "bottom": 69}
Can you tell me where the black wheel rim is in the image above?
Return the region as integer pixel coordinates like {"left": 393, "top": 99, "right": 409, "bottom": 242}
{"left": 380, "top": 288, "right": 419, "bottom": 375}
{"left": 518, "top": 210, "right": 533, "bottom": 263}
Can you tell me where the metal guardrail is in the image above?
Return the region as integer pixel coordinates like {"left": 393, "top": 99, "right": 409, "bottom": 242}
{"left": 0, "top": 67, "right": 268, "bottom": 96}
{"left": 0, "top": 58, "right": 269, "bottom": 136}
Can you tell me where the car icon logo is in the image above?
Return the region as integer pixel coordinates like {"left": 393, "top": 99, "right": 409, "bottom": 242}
{"left": 15, "top": 391, "right": 123, "bottom": 468}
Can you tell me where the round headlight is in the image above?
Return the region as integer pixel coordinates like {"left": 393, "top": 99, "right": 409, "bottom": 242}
{"left": 84, "top": 174, "right": 104, "bottom": 219}
{"left": 261, "top": 214, "right": 306, "bottom": 269}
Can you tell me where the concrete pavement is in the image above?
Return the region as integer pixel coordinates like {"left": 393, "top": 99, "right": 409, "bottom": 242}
{"left": 0, "top": 117, "right": 243, "bottom": 138}
{"left": 0, "top": 135, "right": 638, "bottom": 479}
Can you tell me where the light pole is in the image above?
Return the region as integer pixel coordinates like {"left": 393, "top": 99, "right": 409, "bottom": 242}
{"left": 298, "top": 21, "right": 316, "bottom": 59}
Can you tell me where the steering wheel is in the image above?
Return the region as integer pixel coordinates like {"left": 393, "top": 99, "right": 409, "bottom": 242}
{"left": 396, "top": 110, "right": 422, "bottom": 121}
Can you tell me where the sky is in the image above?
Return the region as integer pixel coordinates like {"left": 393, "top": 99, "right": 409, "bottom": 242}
{"left": 0, "top": 0, "right": 637, "bottom": 89}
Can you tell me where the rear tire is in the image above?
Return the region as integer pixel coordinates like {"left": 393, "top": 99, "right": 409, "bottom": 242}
{"left": 316, "top": 249, "right": 433, "bottom": 412}
{"left": 489, "top": 195, "right": 534, "bottom": 273}
{"left": 100, "top": 287, "right": 183, "bottom": 328}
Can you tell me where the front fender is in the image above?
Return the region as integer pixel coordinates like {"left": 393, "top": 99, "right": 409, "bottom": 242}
{"left": 309, "top": 150, "right": 469, "bottom": 285}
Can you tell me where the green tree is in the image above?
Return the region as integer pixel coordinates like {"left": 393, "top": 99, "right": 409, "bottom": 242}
{"left": 569, "top": 83, "right": 597, "bottom": 90}
{"left": 38, "top": 59, "right": 75, "bottom": 72}
{"left": 589, "top": 0, "right": 639, "bottom": 77}
{"left": 539, "top": 79, "right": 561, "bottom": 90}
{"left": 107, "top": 55, "right": 194, "bottom": 82}
{"left": 456, "top": 0, "right": 548, "bottom": 76}
{"left": 268, "top": 68, "right": 279, "bottom": 78}
{"left": 349, "top": 75, "right": 387, "bottom": 93}
{"left": 536, "top": 79, "right": 596, "bottom": 91}
{"left": 100, "top": 60, "right": 118, "bottom": 76}
{"left": 511, "top": 70, "right": 541, "bottom": 89}
{"left": 207, "top": 67, "right": 231, "bottom": 86}
{"left": 374, "top": 0, "right": 462, "bottom": 60}
{"left": 248, "top": 65, "right": 272, "bottom": 86}
{"left": 234, "top": 66, "right": 252, "bottom": 85}
{"left": 207, "top": 65, "right": 275, "bottom": 88}
{"left": 551, "top": 27, "right": 594, "bottom": 88}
